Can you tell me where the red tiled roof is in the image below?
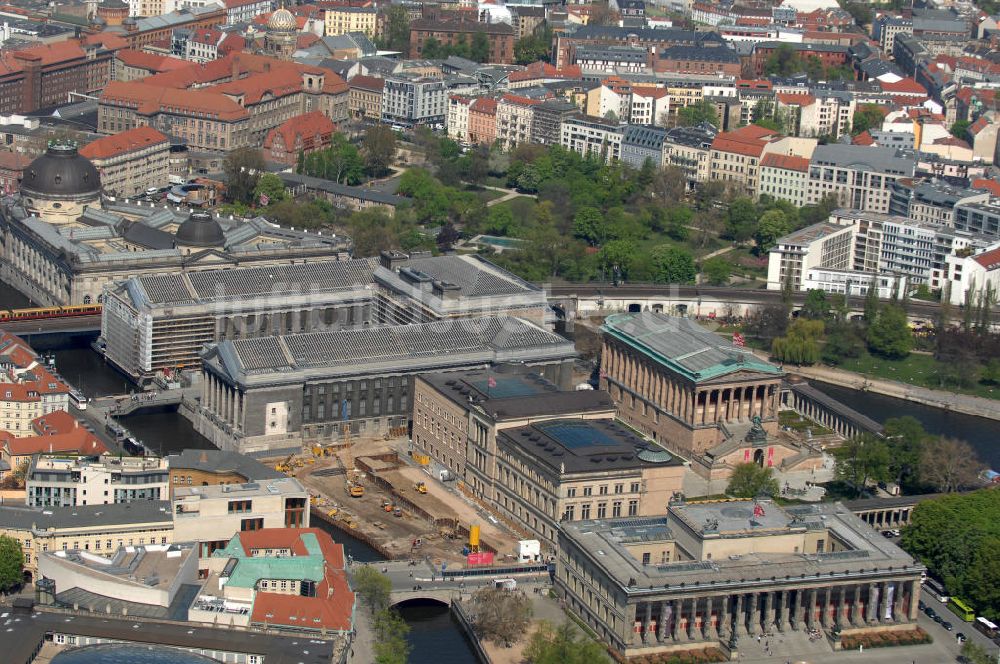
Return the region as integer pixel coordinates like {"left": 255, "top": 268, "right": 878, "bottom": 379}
{"left": 972, "top": 178, "right": 1000, "bottom": 196}
{"left": 969, "top": 115, "right": 991, "bottom": 136}
{"left": 632, "top": 86, "right": 670, "bottom": 99}
{"left": 80, "top": 126, "right": 169, "bottom": 161}
{"left": 761, "top": 152, "right": 809, "bottom": 172}
{"left": 0, "top": 331, "right": 36, "bottom": 368}
{"left": 32, "top": 410, "right": 79, "bottom": 436}
{"left": 116, "top": 49, "right": 189, "bottom": 73}
{"left": 973, "top": 246, "right": 1000, "bottom": 270}
{"left": 101, "top": 81, "right": 250, "bottom": 121}
{"left": 349, "top": 75, "right": 384, "bottom": 91}
{"left": 776, "top": 92, "right": 815, "bottom": 106}
{"left": 880, "top": 77, "right": 928, "bottom": 95}
{"left": 852, "top": 130, "right": 875, "bottom": 146}
{"left": 500, "top": 93, "right": 542, "bottom": 106}
{"left": 932, "top": 136, "right": 970, "bottom": 148}
{"left": 0, "top": 151, "right": 30, "bottom": 172}
{"left": 509, "top": 61, "right": 581, "bottom": 83}
{"left": 710, "top": 124, "right": 780, "bottom": 158}
{"left": 263, "top": 111, "right": 336, "bottom": 151}
{"left": 2, "top": 427, "right": 108, "bottom": 457}
{"left": 470, "top": 97, "right": 498, "bottom": 114}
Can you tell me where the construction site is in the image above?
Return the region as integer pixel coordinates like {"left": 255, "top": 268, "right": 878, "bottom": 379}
{"left": 267, "top": 438, "right": 526, "bottom": 567}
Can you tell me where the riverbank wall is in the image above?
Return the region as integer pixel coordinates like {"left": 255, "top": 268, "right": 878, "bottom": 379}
{"left": 310, "top": 507, "right": 400, "bottom": 560}
{"left": 451, "top": 600, "right": 491, "bottom": 664}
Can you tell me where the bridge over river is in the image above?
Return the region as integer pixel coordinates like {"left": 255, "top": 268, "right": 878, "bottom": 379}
{"left": 349, "top": 559, "right": 552, "bottom": 606}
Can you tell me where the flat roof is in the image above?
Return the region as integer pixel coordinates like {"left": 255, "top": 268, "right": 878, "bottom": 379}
{"left": 420, "top": 366, "right": 615, "bottom": 420}
{"left": 165, "top": 448, "right": 284, "bottom": 480}
{"left": 0, "top": 501, "right": 172, "bottom": 532}
{"left": 174, "top": 477, "right": 305, "bottom": 500}
{"left": 560, "top": 501, "right": 921, "bottom": 594}
{"left": 601, "top": 312, "right": 782, "bottom": 383}
{"left": 499, "top": 418, "right": 683, "bottom": 474}
{"left": 203, "top": 316, "right": 576, "bottom": 388}
{"left": 0, "top": 609, "right": 337, "bottom": 664}
{"left": 775, "top": 221, "right": 851, "bottom": 247}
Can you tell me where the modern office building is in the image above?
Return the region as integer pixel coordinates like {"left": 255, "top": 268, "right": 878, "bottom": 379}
{"left": 806, "top": 145, "right": 915, "bottom": 214}
{"left": 27, "top": 455, "right": 169, "bottom": 507}
{"left": 557, "top": 499, "right": 924, "bottom": 659}
{"left": 194, "top": 316, "right": 577, "bottom": 454}
{"left": 600, "top": 312, "right": 803, "bottom": 480}
{"left": 171, "top": 477, "right": 309, "bottom": 556}
{"left": 766, "top": 222, "right": 855, "bottom": 291}
{"left": 561, "top": 114, "right": 626, "bottom": 164}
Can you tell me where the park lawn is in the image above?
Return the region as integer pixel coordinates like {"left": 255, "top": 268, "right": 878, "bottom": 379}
{"left": 470, "top": 187, "right": 504, "bottom": 203}
{"left": 721, "top": 246, "right": 768, "bottom": 280}
{"left": 831, "top": 350, "right": 1000, "bottom": 401}
{"left": 492, "top": 195, "right": 539, "bottom": 228}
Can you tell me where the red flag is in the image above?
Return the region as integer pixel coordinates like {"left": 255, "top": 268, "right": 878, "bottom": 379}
{"left": 732, "top": 332, "right": 745, "bottom": 348}
{"left": 753, "top": 502, "right": 765, "bottom": 518}
{"left": 487, "top": 376, "right": 496, "bottom": 388}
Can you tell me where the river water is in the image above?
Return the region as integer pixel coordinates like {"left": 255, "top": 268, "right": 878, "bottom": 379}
{"left": 811, "top": 381, "right": 1000, "bottom": 469}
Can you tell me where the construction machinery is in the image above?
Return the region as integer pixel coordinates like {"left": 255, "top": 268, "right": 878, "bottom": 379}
{"left": 349, "top": 484, "right": 364, "bottom": 498}
{"left": 274, "top": 453, "right": 294, "bottom": 473}
{"left": 393, "top": 507, "right": 403, "bottom": 517}
{"left": 415, "top": 481, "right": 427, "bottom": 494}
{"left": 469, "top": 524, "right": 481, "bottom": 553}
{"left": 381, "top": 499, "right": 394, "bottom": 512}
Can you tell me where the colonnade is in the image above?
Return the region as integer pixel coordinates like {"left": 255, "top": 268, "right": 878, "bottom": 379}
{"left": 601, "top": 340, "right": 781, "bottom": 427}
{"left": 202, "top": 371, "right": 245, "bottom": 432}
{"left": 627, "top": 579, "right": 921, "bottom": 647}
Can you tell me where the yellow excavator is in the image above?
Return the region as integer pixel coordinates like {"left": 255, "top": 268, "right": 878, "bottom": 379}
{"left": 415, "top": 481, "right": 427, "bottom": 495}
{"left": 274, "top": 453, "right": 294, "bottom": 473}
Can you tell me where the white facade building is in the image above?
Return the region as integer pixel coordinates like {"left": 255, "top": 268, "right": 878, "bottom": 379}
{"left": 27, "top": 455, "right": 169, "bottom": 507}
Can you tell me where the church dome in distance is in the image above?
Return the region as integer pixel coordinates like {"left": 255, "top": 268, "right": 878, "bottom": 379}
{"left": 21, "top": 143, "right": 101, "bottom": 201}
{"left": 175, "top": 212, "right": 225, "bottom": 248}
{"left": 268, "top": 6, "right": 297, "bottom": 32}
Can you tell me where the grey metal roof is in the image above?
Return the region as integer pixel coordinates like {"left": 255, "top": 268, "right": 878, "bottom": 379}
{"left": 280, "top": 173, "right": 406, "bottom": 206}
{"left": 810, "top": 144, "right": 915, "bottom": 176}
{"left": 207, "top": 316, "right": 575, "bottom": 385}
{"left": 132, "top": 258, "right": 377, "bottom": 306}
{"left": 575, "top": 45, "right": 648, "bottom": 63}
{"left": 164, "top": 448, "right": 284, "bottom": 480}
{"left": 623, "top": 124, "right": 667, "bottom": 150}
{"left": 0, "top": 501, "right": 172, "bottom": 531}
{"left": 401, "top": 254, "right": 537, "bottom": 297}
{"left": 659, "top": 44, "right": 739, "bottom": 64}
{"left": 602, "top": 312, "right": 782, "bottom": 382}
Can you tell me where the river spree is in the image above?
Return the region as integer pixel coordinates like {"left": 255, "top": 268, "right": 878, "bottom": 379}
{"left": 812, "top": 380, "right": 1000, "bottom": 468}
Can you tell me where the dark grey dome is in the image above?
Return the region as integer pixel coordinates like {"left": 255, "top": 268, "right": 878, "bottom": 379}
{"left": 175, "top": 212, "right": 225, "bottom": 247}
{"left": 21, "top": 144, "right": 101, "bottom": 200}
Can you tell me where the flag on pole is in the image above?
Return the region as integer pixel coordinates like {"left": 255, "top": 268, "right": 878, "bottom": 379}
{"left": 259, "top": 193, "right": 270, "bottom": 207}
{"left": 732, "top": 331, "right": 745, "bottom": 348}
{"left": 487, "top": 376, "right": 497, "bottom": 388}
{"left": 753, "top": 501, "right": 766, "bottom": 518}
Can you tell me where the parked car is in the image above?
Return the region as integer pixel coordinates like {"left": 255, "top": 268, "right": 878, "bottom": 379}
{"left": 943, "top": 621, "right": 954, "bottom": 631}
{"left": 925, "top": 607, "right": 937, "bottom": 618}
{"left": 933, "top": 615, "right": 944, "bottom": 625}
{"left": 956, "top": 632, "right": 967, "bottom": 643}
{"left": 918, "top": 600, "right": 926, "bottom": 611}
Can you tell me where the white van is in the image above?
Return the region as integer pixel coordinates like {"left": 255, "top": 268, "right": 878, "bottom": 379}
{"left": 493, "top": 578, "right": 516, "bottom": 590}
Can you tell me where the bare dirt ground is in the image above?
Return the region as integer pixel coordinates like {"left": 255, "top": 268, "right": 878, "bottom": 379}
{"left": 288, "top": 441, "right": 521, "bottom": 565}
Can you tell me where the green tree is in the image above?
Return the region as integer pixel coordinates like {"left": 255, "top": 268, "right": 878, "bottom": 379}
{"left": 373, "top": 608, "right": 411, "bottom": 664}
{"left": 832, "top": 434, "right": 892, "bottom": 497}
{"left": 883, "top": 416, "right": 930, "bottom": 489}
{"left": 485, "top": 205, "right": 519, "bottom": 236}
{"left": 725, "top": 197, "right": 758, "bottom": 242}
{"left": 378, "top": 5, "right": 411, "bottom": 53}
{"left": 863, "top": 284, "right": 880, "bottom": 325}
{"left": 866, "top": 304, "right": 912, "bottom": 359}
{"left": 982, "top": 358, "right": 1000, "bottom": 385}
{"left": 950, "top": 119, "right": 972, "bottom": 139}
{"left": 821, "top": 321, "right": 862, "bottom": 365}
{"left": 362, "top": 124, "right": 397, "bottom": 177}
{"left": 0, "top": 535, "right": 23, "bottom": 592}
{"left": 763, "top": 43, "right": 800, "bottom": 77}
{"left": 841, "top": 1, "right": 872, "bottom": 25}
{"left": 302, "top": 134, "right": 364, "bottom": 185}
{"left": 353, "top": 565, "right": 392, "bottom": 613}
{"left": 572, "top": 206, "right": 605, "bottom": 246}
{"left": 253, "top": 173, "right": 287, "bottom": 206}
{"left": 701, "top": 256, "right": 731, "bottom": 285}
{"left": 851, "top": 104, "right": 884, "bottom": 135}
{"left": 649, "top": 244, "right": 696, "bottom": 284}
{"left": 524, "top": 620, "right": 608, "bottom": 664}
{"left": 420, "top": 37, "right": 443, "bottom": 59}
{"left": 514, "top": 26, "right": 552, "bottom": 65}
{"left": 598, "top": 239, "right": 635, "bottom": 281}
{"left": 676, "top": 100, "right": 718, "bottom": 127}
{"left": 771, "top": 318, "right": 824, "bottom": 365}
{"left": 470, "top": 32, "right": 490, "bottom": 62}
{"left": 726, "top": 463, "right": 780, "bottom": 498}
{"left": 223, "top": 147, "right": 265, "bottom": 205}
{"left": 800, "top": 289, "right": 829, "bottom": 320}
{"left": 961, "top": 641, "right": 994, "bottom": 664}
{"left": 754, "top": 209, "right": 790, "bottom": 254}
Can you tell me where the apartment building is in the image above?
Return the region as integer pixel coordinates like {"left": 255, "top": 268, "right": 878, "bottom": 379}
{"left": 766, "top": 222, "right": 855, "bottom": 291}
{"left": 349, "top": 75, "right": 384, "bottom": 121}
{"left": 79, "top": 126, "right": 170, "bottom": 198}
{"left": 381, "top": 75, "right": 446, "bottom": 127}
{"left": 262, "top": 111, "right": 336, "bottom": 166}
{"left": 496, "top": 94, "right": 541, "bottom": 150}
{"left": 662, "top": 124, "right": 716, "bottom": 185}
{"left": 1, "top": 412, "right": 108, "bottom": 481}
{"left": 621, "top": 125, "right": 667, "bottom": 170}
{"left": 806, "top": 144, "right": 916, "bottom": 214}
{"left": 410, "top": 17, "right": 514, "bottom": 64}
{"left": 27, "top": 455, "right": 169, "bottom": 507}
{"left": 708, "top": 124, "right": 782, "bottom": 194}
{"left": 531, "top": 99, "right": 578, "bottom": 146}
{"left": 759, "top": 152, "right": 811, "bottom": 207}
{"left": 561, "top": 114, "right": 626, "bottom": 163}
{"left": 224, "top": 0, "right": 274, "bottom": 25}
{"left": 446, "top": 95, "right": 475, "bottom": 143}
{"left": 325, "top": 6, "right": 377, "bottom": 37}
{"left": 468, "top": 97, "right": 498, "bottom": 144}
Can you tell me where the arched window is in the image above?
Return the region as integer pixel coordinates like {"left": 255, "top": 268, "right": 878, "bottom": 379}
{"left": 83, "top": 295, "right": 92, "bottom": 304}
